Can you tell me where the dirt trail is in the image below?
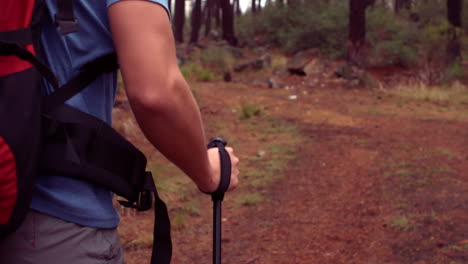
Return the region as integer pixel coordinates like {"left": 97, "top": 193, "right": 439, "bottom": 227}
{"left": 118, "top": 81, "right": 468, "bottom": 264}
{"left": 197, "top": 85, "right": 468, "bottom": 264}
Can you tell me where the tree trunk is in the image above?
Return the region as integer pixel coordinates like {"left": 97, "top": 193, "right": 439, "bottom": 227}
{"left": 168, "top": 0, "right": 172, "bottom": 14}
{"left": 252, "top": 0, "right": 257, "bottom": 13}
{"left": 174, "top": 0, "right": 185, "bottom": 43}
{"left": 446, "top": 0, "right": 463, "bottom": 63}
{"left": 394, "top": 0, "right": 411, "bottom": 14}
{"left": 277, "top": 0, "right": 284, "bottom": 7}
{"left": 215, "top": 0, "right": 221, "bottom": 27}
{"left": 348, "top": 0, "right": 374, "bottom": 66}
{"left": 235, "top": 0, "right": 242, "bottom": 16}
{"left": 258, "top": 0, "right": 262, "bottom": 12}
{"left": 205, "top": 0, "right": 213, "bottom": 37}
{"left": 190, "top": 0, "right": 202, "bottom": 43}
{"left": 221, "top": 0, "right": 237, "bottom": 45}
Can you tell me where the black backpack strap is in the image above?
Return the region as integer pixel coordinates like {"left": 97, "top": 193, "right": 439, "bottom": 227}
{"left": 146, "top": 175, "right": 173, "bottom": 264}
{"left": 0, "top": 28, "right": 33, "bottom": 46}
{"left": 0, "top": 41, "right": 59, "bottom": 89}
{"left": 42, "top": 53, "right": 119, "bottom": 113}
{"left": 55, "top": 0, "right": 78, "bottom": 34}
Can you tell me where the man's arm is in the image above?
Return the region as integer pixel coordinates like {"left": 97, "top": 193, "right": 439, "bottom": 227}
{"left": 108, "top": 0, "right": 238, "bottom": 193}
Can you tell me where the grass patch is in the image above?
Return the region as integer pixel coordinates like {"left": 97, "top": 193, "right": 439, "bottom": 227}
{"left": 172, "top": 213, "right": 187, "bottom": 230}
{"left": 239, "top": 192, "right": 264, "bottom": 206}
{"left": 385, "top": 82, "right": 468, "bottom": 105}
{"left": 391, "top": 215, "right": 411, "bottom": 231}
{"left": 240, "top": 104, "right": 262, "bottom": 119}
{"left": 180, "top": 62, "right": 215, "bottom": 82}
{"left": 353, "top": 139, "right": 368, "bottom": 146}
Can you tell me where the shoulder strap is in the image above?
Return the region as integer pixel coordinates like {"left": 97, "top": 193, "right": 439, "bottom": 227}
{"left": 41, "top": 53, "right": 119, "bottom": 113}
{"left": 55, "top": 0, "right": 78, "bottom": 34}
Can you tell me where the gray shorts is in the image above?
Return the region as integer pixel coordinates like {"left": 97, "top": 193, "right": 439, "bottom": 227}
{"left": 0, "top": 210, "right": 125, "bottom": 264}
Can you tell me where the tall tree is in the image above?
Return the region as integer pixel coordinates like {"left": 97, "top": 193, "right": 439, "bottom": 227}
{"left": 190, "top": 0, "right": 202, "bottom": 43}
{"left": 252, "top": 0, "right": 257, "bottom": 13}
{"left": 174, "top": 0, "right": 185, "bottom": 43}
{"left": 276, "top": 0, "right": 284, "bottom": 7}
{"left": 205, "top": 0, "right": 213, "bottom": 37}
{"left": 215, "top": 0, "right": 221, "bottom": 27}
{"left": 235, "top": 0, "right": 242, "bottom": 16}
{"left": 446, "top": 0, "right": 463, "bottom": 62}
{"left": 394, "top": 0, "right": 411, "bottom": 14}
{"left": 220, "top": 0, "right": 237, "bottom": 45}
{"left": 348, "top": 0, "right": 375, "bottom": 66}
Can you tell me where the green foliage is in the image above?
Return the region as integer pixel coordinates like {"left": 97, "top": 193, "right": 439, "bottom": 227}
{"left": 200, "top": 47, "right": 234, "bottom": 72}
{"left": 239, "top": 192, "right": 264, "bottom": 206}
{"left": 444, "top": 63, "right": 465, "bottom": 82}
{"left": 235, "top": 0, "right": 467, "bottom": 72}
{"left": 392, "top": 215, "right": 411, "bottom": 231}
{"left": 180, "top": 62, "right": 214, "bottom": 82}
{"left": 236, "top": 2, "right": 348, "bottom": 57}
{"left": 195, "top": 69, "right": 213, "bottom": 82}
{"left": 240, "top": 104, "right": 262, "bottom": 119}
{"left": 367, "top": 6, "right": 420, "bottom": 67}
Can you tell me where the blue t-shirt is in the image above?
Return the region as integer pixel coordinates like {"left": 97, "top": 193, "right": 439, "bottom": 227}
{"left": 31, "top": 0, "right": 169, "bottom": 228}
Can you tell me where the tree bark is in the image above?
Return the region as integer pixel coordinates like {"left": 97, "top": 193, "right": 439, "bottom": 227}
{"left": 215, "top": 0, "right": 221, "bottom": 27}
{"left": 174, "top": 0, "right": 185, "bottom": 43}
{"left": 190, "top": 0, "right": 202, "bottom": 43}
{"left": 394, "top": 0, "right": 411, "bottom": 14}
{"left": 348, "top": 0, "right": 374, "bottom": 66}
{"left": 446, "top": 0, "right": 463, "bottom": 62}
{"left": 252, "top": 0, "right": 257, "bottom": 13}
{"left": 277, "top": 0, "right": 284, "bottom": 7}
{"left": 221, "top": 0, "right": 237, "bottom": 45}
{"left": 205, "top": 0, "right": 213, "bottom": 37}
{"left": 235, "top": 0, "right": 242, "bottom": 16}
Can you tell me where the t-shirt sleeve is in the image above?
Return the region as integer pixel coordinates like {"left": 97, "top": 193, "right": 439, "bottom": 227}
{"left": 106, "top": 0, "right": 171, "bottom": 21}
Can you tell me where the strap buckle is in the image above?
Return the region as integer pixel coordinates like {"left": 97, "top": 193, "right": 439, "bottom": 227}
{"left": 118, "top": 189, "right": 152, "bottom": 211}
{"left": 136, "top": 189, "right": 153, "bottom": 211}
{"left": 55, "top": 15, "right": 78, "bottom": 35}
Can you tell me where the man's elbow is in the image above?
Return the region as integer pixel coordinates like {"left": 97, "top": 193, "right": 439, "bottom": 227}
{"left": 126, "top": 75, "right": 186, "bottom": 115}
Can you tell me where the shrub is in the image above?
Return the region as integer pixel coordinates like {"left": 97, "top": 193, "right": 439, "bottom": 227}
{"left": 367, "top": 6, "right": 420, "bottom": 67}
{"left": 240, "top": 104, "right": 262, "bottom": 119}
{"left": 200, "top": 47, "right": 234, "bottom": 73}
{"left": 236, "top": 2, "right": 348, "bottom": 58}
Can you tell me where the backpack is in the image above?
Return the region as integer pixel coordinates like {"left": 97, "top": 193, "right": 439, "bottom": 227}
{"left": 0, "top": 1, "right": 171, "bottom": 263}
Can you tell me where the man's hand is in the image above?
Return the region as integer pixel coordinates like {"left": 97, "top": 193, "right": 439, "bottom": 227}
{"left": 200, "top": 147, "right": 239, "bottom": 193}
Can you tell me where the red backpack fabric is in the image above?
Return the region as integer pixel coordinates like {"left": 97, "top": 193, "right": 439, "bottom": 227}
{"left": 0, "top": 0, "right": 44, "bottom": 232}
{"left": 0, "top": 1, "right": 173, "bottom": 263}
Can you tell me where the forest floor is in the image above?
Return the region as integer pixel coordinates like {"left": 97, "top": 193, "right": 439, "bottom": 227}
{"left": 113, "top": 53, "right": 468, "bottom": 264}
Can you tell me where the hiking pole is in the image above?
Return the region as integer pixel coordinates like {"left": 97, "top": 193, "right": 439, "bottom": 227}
{"left": 207, "top": 138, "right": 231, "bottom": 264}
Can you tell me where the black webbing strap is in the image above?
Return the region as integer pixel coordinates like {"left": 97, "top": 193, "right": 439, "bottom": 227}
{"left": 42, "top": 53, "right": 118, "bottom": 113}
{"left": 146, "top": 175, "right": 173, "bottom": 264}
{"left": 55, "top": 0, "right": 78, "bottom": 34}
{"left": 0, "top": 28, "right": 33, "bottom": 46}
{"left": 207, "top": 138, "right": 231, "bottom": 201}
{"left": 0, "top": 41, "right": 59, "bottom": 89}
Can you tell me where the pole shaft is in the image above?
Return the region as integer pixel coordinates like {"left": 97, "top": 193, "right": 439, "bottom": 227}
{"left": 213, "top": 200, "right": 222, "bottom": 264}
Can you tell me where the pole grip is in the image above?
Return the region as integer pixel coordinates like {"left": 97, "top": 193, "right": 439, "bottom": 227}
{"left": 207, "top": 137, "right": 231, "bottom": 201}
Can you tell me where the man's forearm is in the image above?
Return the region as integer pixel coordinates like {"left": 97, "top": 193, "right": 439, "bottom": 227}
{"left": 108, "top": 1, "right": 216, "bottom": 192}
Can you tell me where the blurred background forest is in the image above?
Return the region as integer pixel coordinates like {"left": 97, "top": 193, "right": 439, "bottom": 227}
{"left": 116, "top": 1, "right": 468, "bottom": 263}
{"left": 166, "top": 0, "right": 468, "bottom": 87}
